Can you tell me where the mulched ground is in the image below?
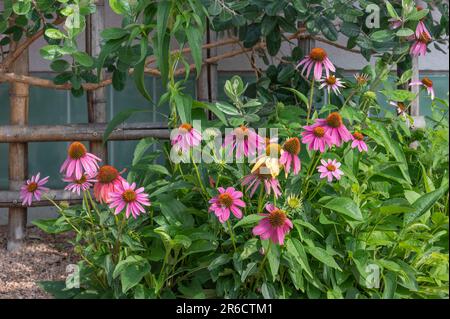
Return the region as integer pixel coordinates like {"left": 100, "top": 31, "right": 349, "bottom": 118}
{"left": 0, "top": 225, "right": 77, "bottom": 299}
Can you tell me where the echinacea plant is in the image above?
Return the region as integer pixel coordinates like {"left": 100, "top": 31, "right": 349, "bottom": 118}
{"left": 28, "top": 0, "right": 448, "bottom": 300}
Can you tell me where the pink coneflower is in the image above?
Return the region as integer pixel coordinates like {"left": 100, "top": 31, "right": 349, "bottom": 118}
{"left": 108, "top": 180, "right": 150, "bottom": 219}
{"left": 63, "top": 173, "right": 96, "bottom": 196}
{"left": 415, "top": 20, "right": 431, "bottom": 39}
{"left": 171, "top": 123, "right": 202, "bottom": 152}
{"left": 301, "top": 125, "right": 333, "bottom": 153}
{"left": 224, "top": 125, "right": 265, "bottom": 159}
{"left": 351, "top": 132, "right": 368, "bottom": 153}
{"left": 297, "top": 47, "right": 336, "bottom": 81}
{"left": 314, "top": 112, "right": 353, "bottom": 147}
{"left": 317, "top": 159, "right": 344, "bottom": 182}
{"left": 20, "top": 173, "right": 49, "bottom": 206}
{"left": 410, "top": 31, "right": 431, "bottom": 57}
{"left": 208, "top": 187, "right": 246, "bottom": 223}
{"left": 242, "top": 165, "right": 281, "bottom": 198}
{"left": 60, "top": 142, "right": 101, "bottom": 180}
{"left": 319, "top": 75, "right": 345, "bottom": 95}
{"left": 252, "top": 203, "right": 293, "bottom": 245}
{"left": 280, "top": 137, "right": 301, "bottom": 176}
{"left": 93, "top": 165, "right": 126, "bottom": 204}
{"left": 410, "top": 77, "right": 435, "bottom": 100}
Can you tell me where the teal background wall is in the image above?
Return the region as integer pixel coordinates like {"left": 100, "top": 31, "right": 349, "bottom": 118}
{"left": 0, "top": 72, "right": 448, "bottom": 190}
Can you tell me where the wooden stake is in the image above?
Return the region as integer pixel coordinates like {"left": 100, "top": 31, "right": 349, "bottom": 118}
{"left": 86, "top": 1, "right": 107, "bottom": 161}
{"left": 7, "top": 37, "right": 29, "bottom": 251}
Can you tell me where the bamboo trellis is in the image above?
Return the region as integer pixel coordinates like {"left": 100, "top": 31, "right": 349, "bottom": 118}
{"left": 0, "top": 6, "right": 385, "bottom": 251}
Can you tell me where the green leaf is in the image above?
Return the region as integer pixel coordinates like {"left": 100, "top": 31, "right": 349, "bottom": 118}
{"left": 109, "top": 0, "right": 131, "bottom": 15}
{"left": 370, "top": 30, "right": 394, "bottom": 42}
{"left": 285, "top": 238, "right": 313, "bottom": 278}
{"left": 101, "top": 27, "right": 129, "bottom": 40}
{"left": 113, "top": 255, "right": 151, "bottom": 294}
{"left": 396, "top": 28, "right": 414, "bottom": 37}
{"left": 185, "top": 25, "right": 203, "bottom": 77}
{"left": 407, "top": 8, "right": 429, "bottom": 21}
{"left": 45, "top": 28, "right": 65, "bottom": 39}
{"left": 73, "top": 52, "right": 94, "bottom": 67}
{"left": 385, "top": 1, "right": 399, "bottom": 18}
{"left": 173, "top": 93, "right": 192, "bottom": 124}
{"left": 102, "top": 108, "right": 150, "bottom": 143}
{"left": 323, "top": 197, "right": 363, "bottom": 221}
{"left": 404, "top": 180, "right": 449, "bottom": 225}
{"left": 234, "top": 214, "right": 264, "bottom": 229}
{"left": 193, "top": 101, "right": 228, "bottom": 125}
{"left": 13, "top": 0, "right": 31, "bottom": 15}
{"left": 282, "top": 87, "right": 309, "bottom": 106}
{"left": 305, "top": 246, "right": 342, "bottom": 271}
{"left": 40, "top": 45, "right": 63, "bottom": 60}
{"left": 156, "top": 0, "right": 171, "bottom": 85}
{"left": 50, "top": 60, "right": 71, "bottom": 72}
{"left": 215, "top": 102, "right": 240, "bottom": 116}
{"left": 32, "top": 218, "right": 71, "bottom": 234}
{"left": 145, "top": 164, "right": 170, "bottom": 176}
{"left": 265, "top": 242, "right": 280, "bottom": 281}
{"left": 133, "top": 58, "right": 152, "bottom": 101}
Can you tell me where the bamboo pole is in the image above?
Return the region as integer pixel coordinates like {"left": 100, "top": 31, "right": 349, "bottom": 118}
{"left": 0, "top": 190, "right": 83, "bottom": 208}
{"left": 7, "top": 35, "right": 29, "bottom": 251}
{"left": 0, "top": 122, "right": 170, "bottom": 142}
{"left": 86, "top": 0, "right": 107, "bottom": 161}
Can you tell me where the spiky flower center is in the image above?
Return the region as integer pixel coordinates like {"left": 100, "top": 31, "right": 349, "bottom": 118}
{"left": 179, "top": 123, "right": 193, "bottom": 132}
{"left": 353, "top": 132, "right": 364, "bottom": 141}
{"left": 418, "top": 32, "right": 431, "bottom": 44}
{"left": 122, "top": 190, "right": 137, "bottom": 203}
{"left": 287, "top": 196, "right": 302, "bottom": 209}
{"left": 326, "top": 164, "right": 336, "bottom": 172}
{"left": 234, "top": 126, "right": 249, "bottom": 140}
{"left": 97, "top": 165, "right": 119, "bottom": 184}
{"left": 421, "top": 77, "right": 433, "bottom": 87}
{"left": 218, "top": 193, "right": 233, "bottom": 208}
{"left": 283, "top": 137, "right": 300, "bottom": 155}
{"left": 309, "top": 48, "right": 327, "bottom": 61}
{"left": 266, "top": 143, "right": 282, "bottom": 157}
{"left": 268, "top": 209, "right": 287, "bottom": 227}
{"left": 27, "top": 182, "right": 38, "bottom": 192}
{"left": 313, "top": 126, "right": 326, "bottom": 137}
{"left": 326, "top": 112, "right": 343, "bottom": 128}
{"left": 355, "top": 73, "right": 369, "bottom": 85}
{"left": 325, "top": 75, "right": 337, "bottom": 85}
{"left": 75, "top": 175, "right": 87, "bottom": 185}
{"left": 68, "top": 142, "right": 87, "bottom": 159}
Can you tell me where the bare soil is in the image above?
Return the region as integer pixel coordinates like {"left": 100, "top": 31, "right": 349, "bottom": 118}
{"left": 0, "top": 225, "right": 77, "bottom": 299}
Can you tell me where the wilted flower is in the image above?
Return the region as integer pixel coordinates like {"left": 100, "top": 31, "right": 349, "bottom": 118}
{"left": 208, "top": 187, "right": 246, "bottom": 223}
{"left": 108, "top": 180, "right": 151, "bottom": 219}
{"left": 171, "top": 123, "right": 201, "bottom": 152}
{"left": 242, "top": 165, "right": 281, "bottom": 199}
{"left": 252, "top": 203, "right": 293, "bottom": 245}
{"left": 297, "top": 47, "right": 336, "bottom": 81}
{"left": 410, "top": 77, "right": 435, "bottom": 100}
{"left": 60, "top": 142, "right": 101, "bottom": 180}
{"left": 351, "top": 132, "right": 368, "bottom": 153}
{"left": 389, "top": 17, "right": 403, "bottom": 30}
{"left": 280, "top": 137, "right": 301, "bottom": 176}
{"left": 319, "top": 75, "right": 345, "bottom": 95}
{"left": 63, "top": 173, "right": 96, "bottom": 195}
{"left": 252, "top": 143, "right": 282, "bottom": 178}
{"left": 317, "top": 159, "right": 344, "bottom": 182}
{"left": 20, "top": 173, "right": 49, "bottom": 206}
{"left": 93, "top": 165, "right": 126, "bottom": 203}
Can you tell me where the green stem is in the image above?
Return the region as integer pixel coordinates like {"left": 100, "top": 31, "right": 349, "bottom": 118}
{"left": 257, "top": 186, "right": 265, "bottom": 213}
{"left": 191, "top": 152, "right": 208, "bottom": 200}
{"left": 307, "top": 80, "right": 315, "bottom": 123}
{"left": 227, "top": 220, "right": 237, "bottom": 252}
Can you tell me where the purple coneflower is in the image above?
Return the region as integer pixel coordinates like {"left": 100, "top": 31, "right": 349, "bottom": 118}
{"left": 208, "top": 187, "right": 246, "bottom": 223}
{"left": 297, "top": 48, "right": 336, "bottom": 81}
{"left": 252, "top": 203, "right": 293, "bottom": 245}
{"left": 108, "top": 180, "right": 151, "bottom": 219}
{"left": 20, "top": 173, "right": 49, "bottom": 206}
